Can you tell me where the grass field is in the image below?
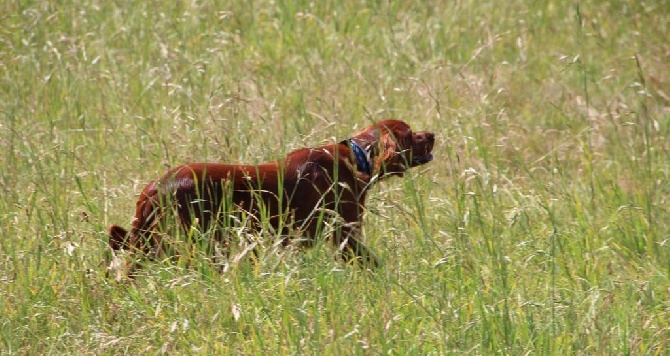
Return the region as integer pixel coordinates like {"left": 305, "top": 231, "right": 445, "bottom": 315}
{"left": 1, "top": 0, "right": 669, "bottom": 354}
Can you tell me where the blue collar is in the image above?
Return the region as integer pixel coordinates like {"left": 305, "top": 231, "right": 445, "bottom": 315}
{"left": 341, "top": 139, "right": 372, "bottom": 175}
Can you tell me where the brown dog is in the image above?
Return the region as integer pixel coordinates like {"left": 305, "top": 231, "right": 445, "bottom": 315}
{"left": 108, "top": 119, "right": 434, "bottom": 276}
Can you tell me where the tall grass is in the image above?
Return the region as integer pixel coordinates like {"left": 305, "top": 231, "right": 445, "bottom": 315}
{"left": 1, "top": 0, "right": 668, "bottom": 353}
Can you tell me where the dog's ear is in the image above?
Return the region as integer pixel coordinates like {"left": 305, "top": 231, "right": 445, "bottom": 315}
{"left": 109, "top": 225, "right": 129, "bottom": 251}
{"left": 374, "top": 127, "right": 408, "bottom": 175}
{"left": 376, "top": 129, "right": 397, "bottom": 162}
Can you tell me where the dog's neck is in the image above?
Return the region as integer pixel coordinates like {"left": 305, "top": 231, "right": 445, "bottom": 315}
{"left": 341, "top": 138, "right": 373, "bottom": 176}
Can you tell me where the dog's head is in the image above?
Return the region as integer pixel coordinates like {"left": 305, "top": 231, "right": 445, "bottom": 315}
{"left": 353, "top": 119, "right": 435, "bottom": 177}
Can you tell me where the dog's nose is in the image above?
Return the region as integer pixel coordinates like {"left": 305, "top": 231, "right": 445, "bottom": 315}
{"left": 417, "top": 132, "right": 435, "bottom": 143}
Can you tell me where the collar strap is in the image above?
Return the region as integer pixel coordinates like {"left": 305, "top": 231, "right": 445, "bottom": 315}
{"left": 341, "top": 139, "right": 372, "bottom": 175}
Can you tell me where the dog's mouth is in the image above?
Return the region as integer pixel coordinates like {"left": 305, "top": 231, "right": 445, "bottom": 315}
{"left": 412, "top": 153, "right": 434, "bottom": 166}
{"left": 410, "top": 133, "right": 435, "bottom": 167}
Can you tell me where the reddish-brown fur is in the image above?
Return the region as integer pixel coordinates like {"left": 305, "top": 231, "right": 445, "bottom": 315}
{"left": 108, "top": 119, "right": 434, "bottom": 275}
